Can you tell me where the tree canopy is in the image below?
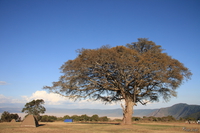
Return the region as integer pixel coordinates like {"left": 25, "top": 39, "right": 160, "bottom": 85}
{"left": 22, "top": 99, "right": 46, "bottom": 119}
{"left": 44, "top": 38, "right": 192, "bottom": 125}
{"left": 0, "top": 111, "right": 20, "bottom": 122}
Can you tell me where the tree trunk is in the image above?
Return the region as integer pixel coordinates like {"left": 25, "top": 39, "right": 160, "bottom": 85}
{"left": 121, "top": 100, "right": 134, "bottom": 125}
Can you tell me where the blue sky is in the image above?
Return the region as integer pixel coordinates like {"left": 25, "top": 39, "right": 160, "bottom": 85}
{"left": 0, "top": 0, "right": 199, "bottom": 110}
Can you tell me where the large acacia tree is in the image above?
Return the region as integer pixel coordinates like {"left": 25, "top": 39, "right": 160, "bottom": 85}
{"left": 44, "top": 38, "right": 192, "bottom": 125}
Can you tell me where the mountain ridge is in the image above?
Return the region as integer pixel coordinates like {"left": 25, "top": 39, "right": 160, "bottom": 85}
{"left": 147, "top": 103, "right": 200, "bottom": 119}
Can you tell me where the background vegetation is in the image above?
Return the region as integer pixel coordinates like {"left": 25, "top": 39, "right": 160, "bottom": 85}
{"left": 0, "top": 111, "right": 21, "bottom": 122}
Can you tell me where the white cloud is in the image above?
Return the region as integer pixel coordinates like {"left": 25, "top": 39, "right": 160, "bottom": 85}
{"left": 0, "top": 81, "right": 7, "bottom": 85}
{"left": 0, "top": 94, "right": 24, "bottom": 104}
{"left": 21, "top": 90, "right": 121, "bottom": 109}
{"left": 22, "top": 91, "right": 69, "bottom": 105}
{"left": 0, "top": 90, "right": 120, "bottom": 109}
{"left": 0, "top": 94, "right": 10, "bottom": 103}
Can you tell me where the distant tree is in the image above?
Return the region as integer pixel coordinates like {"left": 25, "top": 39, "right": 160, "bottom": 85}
{"left": 166, "top": 115, "right": 176, "bottom": 121}
{"left": 44, "top": 38, "right": 192, "bottom": 125}
{"left": 91, "top": 114, "right": 99, "bottom": 121}
{"left": 1, "top": 111, "right": 11, "bottom": 122}
{"left": 160, "top": 116, "right": 176, "bottom": 122}
{"left": 156, "top": 117, "right": 162, "bottom": 121}
{"left": 41, "top": 115, "right": 57, "bottom": 122}
{"left": 148, "top": 116, "right": 158, "bottom": 121}
{"left": 63, "top": 115, "right": 71, "bottom": 120}
{"left": 132, "top": 117, "right": 141, "bottom": 121}
{"left": 22, "top": 99, "right": 46, "bottom": 120}
{"left": 80, "top": 114, "right": 90, "bottom": 121}
{"left": 10, "top": 113, "right": 20, "bottom": 121}
{"left": 0, "top": 111, "right": 20, "bottom": 122}
{"left": 70, "top": 115, "right": 80, "bottom": 121}
{"left": 40, "top": 115, "right": 51, "bottom": 122}
{"left": 99, "top": 116, "right": 109, "bottom": 121}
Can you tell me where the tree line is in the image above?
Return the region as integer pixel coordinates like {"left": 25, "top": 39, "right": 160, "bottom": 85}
{"left": 0, "top": 111, "right": 21, "bottom": 122}
{"left": 132, "top": 116, "right": 176, "bottom": 122}
{"left": 132, "top": 116, "right": 199, "bottom": 122}
{"left": 41, "top": 114, "right": 109, "bottom": 122}
{"left": 1, "top": 110, "right": 196, "bottom": 123}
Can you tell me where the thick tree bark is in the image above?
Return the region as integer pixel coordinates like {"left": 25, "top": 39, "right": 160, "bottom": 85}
{"left": 121, "top": 100, "right": 134, "bottom": 125}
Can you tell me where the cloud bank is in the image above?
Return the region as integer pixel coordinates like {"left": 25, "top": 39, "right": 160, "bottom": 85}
{"left": 21, "top": 90, "right": 120, "bottom": 109}
{"left": 1, "top": 90, "right": 156, "bottom": 109}
{"left": 22, "top": 91, "right": 67, "bottom": 105}
{"left": 0, "top": 90, "right": 121, "bottom": 109}
{"left": 0, "top": 94, "right": 23, "bottom": 104}
{"left": 0, "top": 81, "right": 7, "bottom": 85}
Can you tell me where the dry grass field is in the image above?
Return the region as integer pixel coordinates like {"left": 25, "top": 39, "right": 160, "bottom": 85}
{"left": 0, "top": 121, "right": 199, "bottom": 133}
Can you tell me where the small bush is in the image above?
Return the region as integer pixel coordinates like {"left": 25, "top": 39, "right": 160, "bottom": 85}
{"left": 41, "top": 115, "right": 57, "bottom": 122}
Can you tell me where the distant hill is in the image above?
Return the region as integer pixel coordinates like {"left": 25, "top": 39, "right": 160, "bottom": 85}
{"left": 186, "top": 112, "right": 200, "bottom": 119}
{"left": 45, "top": 108, "right": 157, "bottom": 117}
{"left": 0, "top": 107, "right": 21, "bottom": 113}
{"left": 147, "top": 103, "right": 200, "bottom": 119}
{"left": 0, "top": 107, "right": 156, "bottom": 118}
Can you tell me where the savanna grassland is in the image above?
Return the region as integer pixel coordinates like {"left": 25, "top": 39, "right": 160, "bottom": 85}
{"left": 0, "top": 121, "right": 199, "bottom": 133}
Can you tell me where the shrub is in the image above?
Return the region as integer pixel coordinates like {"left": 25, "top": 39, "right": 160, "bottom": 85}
{"left": 0, "top": 111, "right": 20, "bottom": 122}
{"left": 40, "top": 115, "right": 57, "bottom": 122}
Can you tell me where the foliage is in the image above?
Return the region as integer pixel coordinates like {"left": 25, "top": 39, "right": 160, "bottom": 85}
{"left": 137, "top": 115, "right": 176, "bottom": 122}
{"left": 0, "top": 111, "right": 20, "bottom": 122}
{"left": 132, "top": 117, "right": 141, "bottom": 121}
{"left": 21, "top": 99, "right": 46, "bottom": 119}
{"left": 162, "top": 116, "right": 176, "bottom": 121}
{"left": 44, "top": 38, "right": 192, "bottom": 125}
{"left": 99, "top": 116, "right": 109, "bottom": 121}
{"left": 63, "top": 115, "right": 71, "bottom": 120}
{"left": 1, "top": 111, "right": 11, "bottom": 122}
{"left": 56, "top": 114, "right": 108, "bottom": 122}
{"left": 91, "top": 114, "right": 99, "bottom": 121}
{"left": 79, "top": 114, "right": 91, "bottom": 121}
{"left": 40, "top": 115, "right": 57, "bottom": 122}
{"left": 19, "top": 112, "right": 187, "bottom": 123}
{"left": 70, "top": 115, "right": 80, "bottom": 121}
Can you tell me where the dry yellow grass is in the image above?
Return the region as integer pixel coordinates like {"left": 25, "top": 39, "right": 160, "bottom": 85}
{"left": 0, "top": 121, "right": 199, "bottom": 133}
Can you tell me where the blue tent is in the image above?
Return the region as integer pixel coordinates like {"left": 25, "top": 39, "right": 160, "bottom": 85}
{"left": 64, "top": 119, "right": 73, "bottom": 122}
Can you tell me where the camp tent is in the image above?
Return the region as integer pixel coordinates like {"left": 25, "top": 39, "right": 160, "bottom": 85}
{"left": 64, "top": 119, "right": 73, "bottom": 122}
{"left": 11, "top": 119, "right": 16, "bottom": 122}
{"left": 21, "top": 115, "right": 39, "bottom": 127}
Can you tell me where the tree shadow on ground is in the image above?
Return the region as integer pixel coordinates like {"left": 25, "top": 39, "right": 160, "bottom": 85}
{"left": 38, "top": 124, "right": 45, "bottom": 127}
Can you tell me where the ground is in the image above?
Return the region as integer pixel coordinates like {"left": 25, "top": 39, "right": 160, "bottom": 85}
{"left": 0, "top": 121, "right": 199, "bottom": 133}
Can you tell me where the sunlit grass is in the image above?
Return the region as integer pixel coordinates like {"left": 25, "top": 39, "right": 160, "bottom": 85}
{"left": 0, "top": 121, "right": 199, "bottom": 133}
